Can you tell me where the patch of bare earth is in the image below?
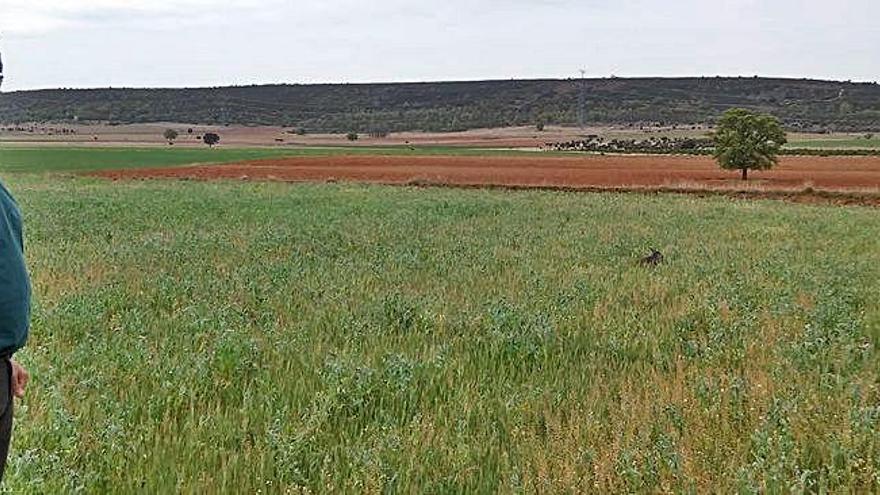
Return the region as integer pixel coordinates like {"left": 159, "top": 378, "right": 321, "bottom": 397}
{"left": 91, "top": 154, "right": 880, "bottom": 207}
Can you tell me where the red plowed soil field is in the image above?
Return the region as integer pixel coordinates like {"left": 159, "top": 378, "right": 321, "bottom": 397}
{"left": 94, "top": 154, "right": 880, "bottom": 204}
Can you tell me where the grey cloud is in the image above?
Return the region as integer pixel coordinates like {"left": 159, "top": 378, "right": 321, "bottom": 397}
{"left": 1, "top": 0, "right": 877, "bottom": 91}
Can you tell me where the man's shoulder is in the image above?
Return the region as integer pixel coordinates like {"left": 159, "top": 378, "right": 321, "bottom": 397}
{"left": 0, "top": 182, "right": 20, "bottom": 215}
{"left": 0, "top": 182, "right": 15, "bottom": 203}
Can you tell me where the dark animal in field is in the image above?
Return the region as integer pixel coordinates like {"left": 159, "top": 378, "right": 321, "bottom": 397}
{"left": 639, "top": 249, "right": 664, "bottom": 266}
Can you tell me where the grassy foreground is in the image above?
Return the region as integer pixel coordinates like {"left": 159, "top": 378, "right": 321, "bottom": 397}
{"left": 3, "top": 175, "right": 880, "bottom": 492}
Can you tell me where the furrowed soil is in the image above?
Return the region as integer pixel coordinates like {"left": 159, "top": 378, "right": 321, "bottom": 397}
{"left": 93, "top": 154, "right": 880, "bottom": 205}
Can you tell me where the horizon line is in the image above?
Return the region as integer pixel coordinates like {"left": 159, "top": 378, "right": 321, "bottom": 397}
{"left": 3, "top": 74, "right": 879, "bottom": 93}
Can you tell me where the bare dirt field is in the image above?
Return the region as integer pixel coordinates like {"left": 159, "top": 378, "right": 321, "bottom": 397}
{"left": 93, "top": 154, "right": 880, "bottom": 205}
{"left": 3, "top": 123, "right": 874, "bottom": 150}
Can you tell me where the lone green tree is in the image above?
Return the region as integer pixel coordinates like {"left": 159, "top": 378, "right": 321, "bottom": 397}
{"left": 712, "top": 108, "right": 787, "bottom": 180}
{"left": 203, "top": 132, "right": 220, "bottom": 148}
{"left": 163, "top": 128, "right": 179, "bottom": 145}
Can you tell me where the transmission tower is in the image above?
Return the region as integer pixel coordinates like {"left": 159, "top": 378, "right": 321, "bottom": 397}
{"left": 578, "top": 69, "right": 587, "bottom": 129}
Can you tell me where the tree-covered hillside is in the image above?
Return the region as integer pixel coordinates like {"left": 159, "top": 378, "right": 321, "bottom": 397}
{"left": 1, "top": 77, "right": 879, "bottom": 132}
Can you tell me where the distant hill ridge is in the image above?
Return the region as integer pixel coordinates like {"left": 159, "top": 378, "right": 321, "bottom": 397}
{"left": 1, "top": 77, "right": 879, "bottom": 132}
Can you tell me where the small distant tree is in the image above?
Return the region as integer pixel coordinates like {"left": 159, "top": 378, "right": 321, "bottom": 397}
{"left": 536, "top": 120, "right": 546, "bottom": 132}
{"left": 346, "top": 132, "right": 359, "bottom": 141}
{"left": 865, "top": 133, "right": 874, "bottom": 140}
{"left": 295, "top": 128, "right": 307, "bottom": 136}
{"left": 187, "top": 128, "right": 194, "bottom": 135}
{"left": 712, "top": 108, "right": 787, "bottom": 181}
{"left": 163, "top": 128, "right": 179, "bottom": 145}
{"left": 203, "top": 132, "right": 221, "bottom": 147}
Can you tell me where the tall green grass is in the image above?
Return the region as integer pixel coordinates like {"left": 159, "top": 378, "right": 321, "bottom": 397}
{"left": 3, "top": 175, "right": 879, "bottom": 492}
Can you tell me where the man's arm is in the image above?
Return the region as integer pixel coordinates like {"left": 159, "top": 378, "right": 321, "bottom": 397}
{"left": 9, "top": 360, "right": 27, "bottom": 399}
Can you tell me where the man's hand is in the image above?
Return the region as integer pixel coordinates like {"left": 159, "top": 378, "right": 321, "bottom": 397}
{"left": 9, "top": 360, "right": 28, "bottom": 399}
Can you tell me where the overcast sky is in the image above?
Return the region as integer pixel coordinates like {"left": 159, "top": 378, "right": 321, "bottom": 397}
{"left": 0, "top": 0, "right": 878, "bottom": 91}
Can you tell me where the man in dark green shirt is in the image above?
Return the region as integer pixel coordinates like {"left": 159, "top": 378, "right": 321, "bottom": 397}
{"left": 0, "top": 181, "right": 30, "bottom": 481}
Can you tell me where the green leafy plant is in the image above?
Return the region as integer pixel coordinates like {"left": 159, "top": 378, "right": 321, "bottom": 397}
{"left": 712, "top": 108, "right": 787, "bottom": 180}
{"left": 163, "top": 128, "right": 178, "bottom": 145}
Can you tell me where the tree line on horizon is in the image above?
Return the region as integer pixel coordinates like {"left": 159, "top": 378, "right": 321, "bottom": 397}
{"left": 1, "top": 77, "right": 879, "bottom": 133}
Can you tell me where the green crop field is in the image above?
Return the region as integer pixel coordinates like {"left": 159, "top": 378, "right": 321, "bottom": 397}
{"left": 787, "top": 136, "right": 880, "bottom": 150}
{"left": 1, "top": 162, "right": 878, "bottom": 492}
{"left": 0, "top": 147, "right": 304, "bottom": 173}
{"left": 0, "top": 146, "right": 557, "bottom": 174}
